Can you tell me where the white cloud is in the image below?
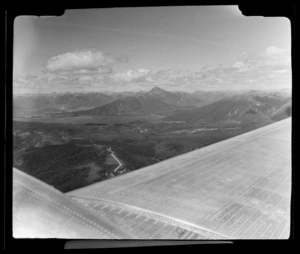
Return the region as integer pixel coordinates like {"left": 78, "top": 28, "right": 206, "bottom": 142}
{"left": 114, "top": 55, "right": 130, "bottom": 63}
{"left": 263, "top": 47, "right": 291, "bottom": 67}
{"left": 78, "top": 76, "right": 94, "bottom": 82}
{"left": 107, "top": 51, "right": 290, "bottom": 91}
{"left": 112, "top": 69, "right": 151, "bottom": 82}
{"left": 265, "top": 46, "right": 285, "bottom": 56}
{"left": 232, "top": 61, "right": 245, "bottom": 69}
{"left": 233, "top": 46, "right": 291, "bottom": 71}
{"left": 275, "top": 69, "right": 289, "bottom": 74}
{"left": 46, "top": 50, "right": 114, "bottom": 74}
{"left": 14, "top": 46, "right": 292, "bottom": 94}
{"left": 152, "top": 69, "right": 197, "bottom": 81}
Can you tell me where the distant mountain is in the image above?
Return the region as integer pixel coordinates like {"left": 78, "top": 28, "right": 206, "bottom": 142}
{"left": 148, "top": 86, "right": 166, "bottom": 95}
{"left": 13, "top": 94, "right": 54, "bottom": 113}
{"left": 68, "top": 86, "right": 208, "bottom": 116}
{"left": 146, "top": 86, "right": 205, "bottom": 107}
{"left": 13, "top": 87, "right": 229, "bottom": 116}
{"left": 13, "top": 93, "right": 113, "bottom": 114}
{"left": 108, "top": 91, "right": 142, "bottom": 101}
{"left": 192, "top": 90, "right": 234, "bottom": 105}
{"left": 164, "top": 91, "right": 291, "bottom": 124}
{"left": 14, "top": 88, "right": 291, "bottom": 122}
{"left": 72, "top": 94, "right": 182, "bottom": 116}
{"left": 271, "top": 101, "right": 292, "bottom": 121}
{"left": 52, "top": 93, "right": 112, "bottom": 110}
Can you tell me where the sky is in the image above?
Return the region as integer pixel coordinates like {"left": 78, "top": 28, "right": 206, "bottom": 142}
{"left": 13, "top": 6, "right": 292, "bottom": 94}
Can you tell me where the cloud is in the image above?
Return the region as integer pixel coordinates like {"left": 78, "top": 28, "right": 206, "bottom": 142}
{"left": 114, "top": 55, "right": 130, "bottom": 63}
{"left": 148, "top": 47, "right": 291, "bottom": 91}
{"left": 232, "top": 61, "right": 245, "bottom": 69}
{"left": 105, "top": 46, "right": 290, "bottom": 91}
{"left": 112, "top": 69, "right": 151, "bottom": 82}
{"left": 152, "top": 69, "right": 197, "bottom": 80}
{"left": 265, "top": 46, "right": 285, "bottom": 56}
{"left": 227, "top": 46, "right": 291, "bottom": 89}
{"left": 263, "top": 46, "right": 291, "bottom": 67}
{"left": 14, "top": 46, "right": 291, "bottom": 94}
{"left": 45, "top": 50, "right": 115, "bottom": 75}
{"left": 233, "top": 46, "right": 291, "bottom": 71}
{"left": 13, "top": 74, "right": 39, "bottom": 84}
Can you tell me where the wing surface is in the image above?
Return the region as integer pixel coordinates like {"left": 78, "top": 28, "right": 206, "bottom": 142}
{"left": 13, "top": 168, "right": 134, "bottom": 238}
{"left": 67, "top": 118, "right": 292, "bottom": 239}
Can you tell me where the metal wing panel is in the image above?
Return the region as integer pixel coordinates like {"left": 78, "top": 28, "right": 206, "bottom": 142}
{"left": 13, "top": 168, "right": 134, "bottom": 239}
{"left": 68, "top": 118, "right": 291, "bottom": 239}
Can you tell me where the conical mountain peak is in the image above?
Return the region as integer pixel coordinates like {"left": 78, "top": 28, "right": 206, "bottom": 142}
{"left": 149, "top": 86, "right": 167, "bottom": 95}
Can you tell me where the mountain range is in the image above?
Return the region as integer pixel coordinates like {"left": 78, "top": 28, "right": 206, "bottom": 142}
{"left": 71, "top": 86, "right": 204, "bottom": 116}
{"left": 13, "top": 93, "right": 113, "bottom": 113}
{"left": 164, "top": 92, "right": 291, "bottom": 124}
{"left": 73, "top": 95, "right": 182, "bottom": 116}
{"left": 13, "top": 86, "right": 291, "bottom": 124}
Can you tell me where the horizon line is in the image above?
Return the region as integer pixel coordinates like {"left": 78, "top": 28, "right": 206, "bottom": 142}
{"left": 13, "top": 86, "right": 291, "bottom": 96}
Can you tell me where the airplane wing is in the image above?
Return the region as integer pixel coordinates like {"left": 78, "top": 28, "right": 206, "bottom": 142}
{"left": 13, "top": 168, "right": 134, "bottom": 238}
{"left": 67, "top": 118, "right": 292, "bottom": 239}
{"left": 13, "top": 118, "right": 291, "bottom": 239}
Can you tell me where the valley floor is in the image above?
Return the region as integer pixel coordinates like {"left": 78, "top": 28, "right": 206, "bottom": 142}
{"left": 13, "top": 117, "right": 278, "bottom": 193}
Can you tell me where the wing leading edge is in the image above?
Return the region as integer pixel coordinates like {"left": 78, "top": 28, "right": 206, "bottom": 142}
{"left": 13, "top": 168, "right": 134, "bottom": 239}
{"left": 67, "top": 118, "right": 292, "bottom": 239}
